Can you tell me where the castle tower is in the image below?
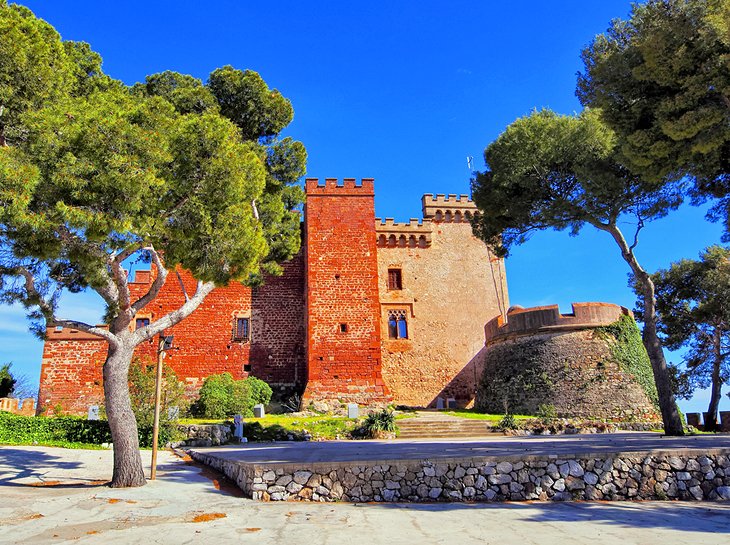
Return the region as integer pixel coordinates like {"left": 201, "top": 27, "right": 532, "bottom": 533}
{"left": 302, "top": 178, "right": 391, "bottom": 407}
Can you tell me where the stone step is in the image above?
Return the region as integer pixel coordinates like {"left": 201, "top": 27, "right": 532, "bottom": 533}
{"left": 396, "top": 418, "right": 494, "bottom": 438}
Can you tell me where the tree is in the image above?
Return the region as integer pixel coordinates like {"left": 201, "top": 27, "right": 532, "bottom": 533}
{"left": 0, "top": 4, "right": 305, "bottom": 486}
{"left": 0, "top": 362, "right": 15, "bottom": 397}
{"left": 471, "top": 108, "right": 685, "bottom": 435}
{"left": 637, "top": 246, "right": 730, "bottom": 430}
{"left": 577, "top": 0, "right": 730, "bottom": 236}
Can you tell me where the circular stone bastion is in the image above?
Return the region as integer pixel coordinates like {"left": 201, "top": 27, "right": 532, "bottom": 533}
{"left": 476, "top": 302, "right": 661, "bottom": 422}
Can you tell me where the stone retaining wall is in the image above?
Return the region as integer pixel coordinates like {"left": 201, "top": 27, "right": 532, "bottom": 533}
{"left": 187, "top": 449, "right": 730, "bottom": 503}
{"left": 173, "top": 424, "right": 232, "bottom": 447}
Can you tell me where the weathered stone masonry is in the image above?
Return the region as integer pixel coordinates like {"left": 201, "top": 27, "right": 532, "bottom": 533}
{"left": 187, "top": 448, "right": 730, "bottom": 503}
{"left": 38, "top": 179, "right": 507, "bottom": 413}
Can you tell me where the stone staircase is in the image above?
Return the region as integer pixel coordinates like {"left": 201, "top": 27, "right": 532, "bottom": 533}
{"left": 396, "top": 412, "right": 494, "bottom": 439}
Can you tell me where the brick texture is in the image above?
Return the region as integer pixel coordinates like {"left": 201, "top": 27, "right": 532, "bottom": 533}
{"left": 301, "top": 178, "right": 390, "bottom": 406}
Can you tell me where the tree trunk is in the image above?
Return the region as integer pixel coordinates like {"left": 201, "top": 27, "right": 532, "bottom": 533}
{"left": 103, "top": 343, "right": 146, "bottom": 488}
{"left": 638, "top": 277, "right": 685, "bottom": 436}
{"left": 605, "top": 224, "right": 684, "bottom": 436}
{"left": 706, "top": 328, "right": 723, "bottom": 432}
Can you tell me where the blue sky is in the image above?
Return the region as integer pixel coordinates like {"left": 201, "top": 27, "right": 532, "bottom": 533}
{"left": 5, "top": 1, "right": 726, "bottom": 415}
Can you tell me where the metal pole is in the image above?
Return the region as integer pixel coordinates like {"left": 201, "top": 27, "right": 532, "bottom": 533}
{"left": 150, "top": 335, "right": 165, "bottom": 480}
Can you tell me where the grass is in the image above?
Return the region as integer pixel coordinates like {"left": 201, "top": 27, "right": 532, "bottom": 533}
{"left": 180, "top": 414, "right": 364, "bottom": 440}
{"left": 443, "top": 409, "right": 533, "bottom": 423}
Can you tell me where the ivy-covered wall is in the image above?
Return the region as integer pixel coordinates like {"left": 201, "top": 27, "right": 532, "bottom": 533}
{"left": 476, "top": 317, "right": 660, "bottom": 421}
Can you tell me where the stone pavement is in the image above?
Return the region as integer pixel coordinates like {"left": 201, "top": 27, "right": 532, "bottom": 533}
{"left": 191, "top": 432, "right": 730, "bottom": 465}
{"left": 1, "top": 445, "right": 730, "bottom": 544}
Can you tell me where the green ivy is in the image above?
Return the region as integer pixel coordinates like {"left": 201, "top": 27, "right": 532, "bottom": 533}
{"left": 595, "top": 315, "right": 659, "bottom": 407}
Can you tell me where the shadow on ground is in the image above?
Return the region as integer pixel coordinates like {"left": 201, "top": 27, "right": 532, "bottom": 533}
{"left": 371, "top": 499, "right": 730, "bottom": 534}
{"left": 0, "top": 447, "right": 87, "bottom": 486}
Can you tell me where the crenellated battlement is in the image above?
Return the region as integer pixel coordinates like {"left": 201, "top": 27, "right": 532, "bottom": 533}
{"left": 422, "top": 193, "right": 478, "bottom": 223}
{"left": 375, "top": 217, "right": 433, "bottom": 248}
{"left": 305, "top": 177, "right": 375, "bottom": 196}
{"left": 485, "top": 302, "right": 632, "bottom": 344}
{"left": 45, "top": 325, "right": 108, "bottom": 341}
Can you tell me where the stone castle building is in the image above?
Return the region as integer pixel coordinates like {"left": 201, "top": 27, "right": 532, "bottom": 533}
{"left": 39, "top": 178, "right": 509, "bottom": 414}
{"left": 477, "top": 303, "right": 660, "bottom": 421}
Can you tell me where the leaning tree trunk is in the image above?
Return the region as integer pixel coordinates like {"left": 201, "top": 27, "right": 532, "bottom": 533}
{"left": 103, "top": 343, "right": 146, "bottom": 488}
{"left": 706, "top": 328, "right": 724, "bottom": 432}
{"left": 638, "top": 277, "right": 685, "bottom": 436}
{"left": 605, "top": 224, "right": 684, "bottom": 436}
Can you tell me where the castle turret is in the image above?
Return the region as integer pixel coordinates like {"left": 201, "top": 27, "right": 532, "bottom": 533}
{"left": 302, "top": 178, "right": 391, "bottom": 407}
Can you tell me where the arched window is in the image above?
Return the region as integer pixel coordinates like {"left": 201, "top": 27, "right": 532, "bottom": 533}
{"left": 387, "top": 310, "right": 408, "bottom": 339}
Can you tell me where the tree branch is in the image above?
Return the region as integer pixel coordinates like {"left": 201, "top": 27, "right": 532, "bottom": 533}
{"left": 130, "top": 247, "right": 169, "bottom": 314}
{"left": 132, "top": 280, "right": 215, "bottom": 344}
{"left": 13, "top": 266, "right": 118, "bottom": 345}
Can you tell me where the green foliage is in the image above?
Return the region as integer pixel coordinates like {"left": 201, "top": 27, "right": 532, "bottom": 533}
{"left": 0, "top": 411, "right": 174, "bottom": 448}
{"left": 127, "top": 357, "right": 186, "bottom": 446}
{"left": 0, "top": 362, "right": 15, "bottom": 398}
{"left": 360, "top": 408, "right": 398, "bottom": 438}
{"left": 245, "top": 375, "right": 273, "bottom": 407}
{"left": 578, "top": 0, "right": 729, "bottom": 233}
{"left": 471, "top": 108, "right": 683, "bottom": 258}
{"left": 0, "top": 411, "right": 112, "bottom": 445}
{"left": 192, "top": 373, "right": 273, "bottom": 419}
{"left": 536, "top": 403, "right": 558, "bottom": 424}
{"left": 496, "top": 413, "right": 518, "bottom": 431}
{"left": 596, "top": 315, "right": 660, "bottom": 406}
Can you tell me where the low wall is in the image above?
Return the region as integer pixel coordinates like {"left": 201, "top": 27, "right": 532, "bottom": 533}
{"left": 173, "top": 424, "right": 232, "bottom": 447}
{"left": 0, "top": 398, "right": 36, "bottom": 416}
{"left": 187, "top": 449, "right": 730, "bottom": 503}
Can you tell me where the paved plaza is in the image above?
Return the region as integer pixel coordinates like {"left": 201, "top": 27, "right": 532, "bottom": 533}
{"left": 189, "top": 431, "right": 730, "bottom": 466}
{"left": 1, "top": 444, "right": 730, "bottom": 544}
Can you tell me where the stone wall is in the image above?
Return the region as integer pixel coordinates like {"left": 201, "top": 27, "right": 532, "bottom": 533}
{"left": 378, "top": 195, "right": 507, "bottom": 407}
{"left": 187, "top": 449, "right": 730, "bottom": 502}
{"left": 302, "top": 178, "right": 390, "bottom": 406}
{"left": 0, "top": 397, "right": 36, "bottom": 416}
{"left": 476, "top": 304, "right": 660, "bottom": 421}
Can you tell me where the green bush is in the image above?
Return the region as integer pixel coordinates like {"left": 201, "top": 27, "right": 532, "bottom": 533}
{"left": 0, "top": 411, "right": 173, "bottom": 448}
{"left": 536, "top": 403, "right": 557, "bottom": 424}
{"left": 246, "top": 376, "right": 273, "bottom": 407}
{"left": 0, "top": 412, "right": 111, "bottom": 445}
{"left": 497, "top": 413, "right": 517, "bottom": 431}
{"left": 191, "top": 373, "right": 273, "bottom": 419}
{"left": 360, "top": 408, "right": 397, "bottom": 438}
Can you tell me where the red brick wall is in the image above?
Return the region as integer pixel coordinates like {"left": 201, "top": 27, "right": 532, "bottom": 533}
{"left": 302, "top": 178, "right": 390, "bottom": 406}
{"left": 38, "top": 331, "right": 107, "bottom": 415}
{"left": 39, "top": 256, "right": 306, "bottom": 415}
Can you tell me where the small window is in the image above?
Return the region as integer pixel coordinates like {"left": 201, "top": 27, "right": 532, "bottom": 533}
{"left": 243, "top": 364, "right": 252, "bottom": 373}
{"left": 233, "top": 317, "right": 250, "bottom": 342}
{"left": 135, "top": 318, "right": 150, "bottom": 330}
{"left": 339, "top": 323, "right": 348, "bottom": 333}
{"left": 387, "top": 310, "right": 408, "bottom": 339}
{"left": 387, "top": 269, "right": 402, "bottom": 290}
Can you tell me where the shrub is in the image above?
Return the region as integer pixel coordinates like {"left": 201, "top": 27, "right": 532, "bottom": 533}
{"left": 497, "top": 413, "right": 517, "bottom": 431}
{"left": 0, "top": 411, "right": 111, "bottom": 445}
{"left": 126, "top": 357, "right": 187, "bottom": 447}
{"left": 360, "top": 408, "right": 397, "bottom": 438}
{"left": 192, "top": 373, "right": 273, "bottom": 419}
{"left": 245, "top": 376, "right": 272, "bottom": 407}
{"left": 536, "top": 403, "right": 557, "bottom": 424}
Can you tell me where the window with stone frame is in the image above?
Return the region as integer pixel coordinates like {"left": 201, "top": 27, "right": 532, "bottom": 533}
{"left": 233, "top": 316, "right": 250, "bottom": 342}
{"left": 387, "top": 268, "right": 402, "bottom": 290}
{"left": 387, "top": 309, "right": 408, "bottom": 339}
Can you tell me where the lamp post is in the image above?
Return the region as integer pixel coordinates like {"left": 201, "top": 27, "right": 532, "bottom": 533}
{"left": 150, "top": 333, "right": 173, "bottom": 480}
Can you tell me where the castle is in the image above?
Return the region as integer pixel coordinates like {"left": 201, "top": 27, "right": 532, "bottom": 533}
{"left": 38, "top": 178, "right": 509, "bottom": 414}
